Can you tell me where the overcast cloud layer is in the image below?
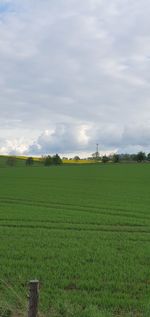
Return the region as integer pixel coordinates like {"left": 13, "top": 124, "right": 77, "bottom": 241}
{"left": 0, "top": 0, "right": 150, "bottom": 156}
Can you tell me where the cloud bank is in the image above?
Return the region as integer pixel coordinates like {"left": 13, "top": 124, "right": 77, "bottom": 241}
{"left": 0, "top": 0, "right": 150, "bottom": 155}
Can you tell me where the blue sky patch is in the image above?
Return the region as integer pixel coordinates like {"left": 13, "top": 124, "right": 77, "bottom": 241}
{"left": 0, "top": 3, "right": 12, "bottom": 14}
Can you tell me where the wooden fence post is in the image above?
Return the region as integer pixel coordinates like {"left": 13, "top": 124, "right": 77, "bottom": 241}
{"left": 28, "top": 280, "right": 39, "bottom": 317}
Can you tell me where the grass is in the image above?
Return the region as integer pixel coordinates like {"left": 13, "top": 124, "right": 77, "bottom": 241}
{"left": 0, "top": 164, "right": 150, "bottom": 316}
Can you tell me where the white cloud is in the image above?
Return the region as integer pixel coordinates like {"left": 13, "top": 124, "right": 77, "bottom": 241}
{"left": 19, "top": 122, "right": 150, "bottom": 156}
{"left": 0, "top": 138, "right": 29, "bottom": 155}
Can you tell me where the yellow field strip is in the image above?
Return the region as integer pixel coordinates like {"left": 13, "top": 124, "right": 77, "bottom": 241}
{"left": 0, "top": 155, "right": 97, "bottom": 164}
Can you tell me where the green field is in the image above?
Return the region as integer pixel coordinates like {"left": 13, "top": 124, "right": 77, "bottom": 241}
{"left": 0, "top": 164, "right": 150, "bottom": 317}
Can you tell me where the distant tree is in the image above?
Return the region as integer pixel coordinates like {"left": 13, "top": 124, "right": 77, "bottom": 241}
{"left": 40, "top": 156, "right": 46, "bottom": 164}
{"left": 52, "top": 154, "right": 62, "bottom": 165}
{"left": 102, "top": 155, "right": 109, "bottom": 163}
{"left": 119, "top": 154, "right": 131, "bottom": 162}
{"left": 6, "top": 156, "right": 16, "bottom": 167}
{"left": 92, "top": 152, "right": 100, "bottom": 160}
{"left": 112, "top": 154, "right": 120, "bottom": 163}
{"left": 136, "top": 151, "right": 146, "bottom": 162}
{"left": 130, "top": 154, "right": 137, "bottom": 162}
{"left": 26, "top": 157, "right": 34, "bottom": 166}
{"left": 147, "top": 153, "right": 150, "bottom": 161}
{"left": 74, "top": 156, "right": 80, "bottom": 160}
{"left": 44, "top": 155, "right": 52, "bottom": 166}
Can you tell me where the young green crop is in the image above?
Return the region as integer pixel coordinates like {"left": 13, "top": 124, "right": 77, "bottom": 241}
{"left": 0, "top": 164, "right": 150, "bottom": 316}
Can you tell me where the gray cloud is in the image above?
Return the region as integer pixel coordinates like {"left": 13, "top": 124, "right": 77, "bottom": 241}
{"left": 0, "top": 0, "right": 150, "bottom": 155}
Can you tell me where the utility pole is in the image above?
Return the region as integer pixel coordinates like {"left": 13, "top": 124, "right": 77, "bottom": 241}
{"left": 96, "top": 143, "right": 99, "bottom": 160}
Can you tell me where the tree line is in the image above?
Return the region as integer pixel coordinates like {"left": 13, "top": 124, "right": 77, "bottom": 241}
{"left": 97, "top": 152, "right": 150, "bottom": 163}
{"left": 5, "top": 151, "right": 150, "bottom": 166}
{"left": 64, "top": 152, "right": 150, "bottom": 163}
{"left": 6, "top": 154, "right": 62, "bottom": 167}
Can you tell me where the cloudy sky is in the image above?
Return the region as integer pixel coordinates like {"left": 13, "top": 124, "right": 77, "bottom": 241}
{"left": 0, "top": 0, "right": 150, "bottom": 157}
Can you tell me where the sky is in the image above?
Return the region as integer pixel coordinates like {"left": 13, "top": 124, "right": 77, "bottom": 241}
{"left": 0, "top": 0, "right": 150, "bottom": 157}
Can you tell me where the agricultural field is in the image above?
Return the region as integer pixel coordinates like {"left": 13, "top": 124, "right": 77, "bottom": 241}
{"left": 0, "top": 164, "right": 150, "bottom": 316}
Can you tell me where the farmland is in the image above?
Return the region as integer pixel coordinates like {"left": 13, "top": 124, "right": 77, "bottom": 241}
{"left": 0, "top": 164, "right": 150, "bottom": 316}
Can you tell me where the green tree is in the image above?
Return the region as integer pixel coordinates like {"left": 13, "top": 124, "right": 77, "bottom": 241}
{"left": 44, "top": 155, "right": 52, "bottom": 166}
{"left": 130, "top": 154, "right": 137, "bottom": 161}
{"left": 26, "top": 157, "right": 34, "bottom": 166}
{"left": 102, "top": 155, "right": 109, "bottom": 163}
{"left": 112, "top": 154, "right": 120, "bottom": 163}
{"left": 147, "top": 153, "right": 150, "bottom": 161}
{"left": 6, "top": 156, "right": 16, "bottom": 167}
{"left": 74, "top": 156, "right": 80, "bottom": 160}
{"left": 136, "top": 151, "right": 146, "bottom": 162}
{"left": 52, "top": 154, "right": 62, "bottom": 165}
